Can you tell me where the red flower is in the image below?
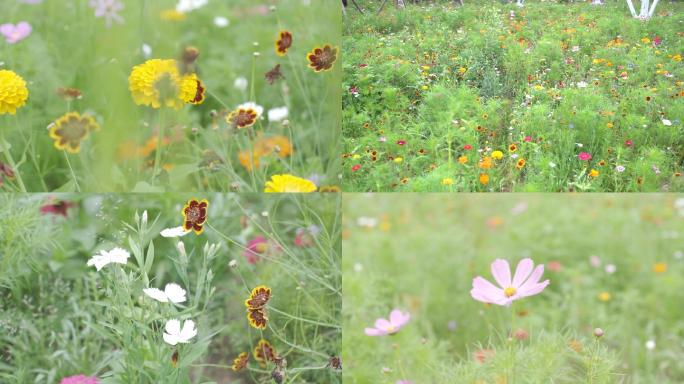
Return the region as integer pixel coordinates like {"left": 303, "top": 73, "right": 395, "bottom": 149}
{"left": 523, "top": 136, "right": 532, "bottom": 142}
{"left": 624, "top": 139, "right": 633, "bottom": 147}
{"left": 359, "top": 63, "right": 368, "bottom": 68}
{"left": 397, "top": 140, "right": 406, "bottom": 146}
{"left": 463, "top": 144, "right": 473, "bottom": 150}
{"left": 182, "top": 199, "right": 208, "bottom": 235}
{"left": 40, "top": 199, "right": 76, "bottom": 217}
{"left": 352, "top": 164, "right": 361, "bottom": 172}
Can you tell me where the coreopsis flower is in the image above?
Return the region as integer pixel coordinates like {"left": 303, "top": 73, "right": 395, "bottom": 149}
{"left": 470, "top": 258, "right": 549, "bottom": 306}
{"left": 231, "top": 352, "right": 249, "bottom": 372}
{"left": 275, "top": 30, "right": 293, "bottom": 56}
{"left": 59, "top": 375, "right": 99, "bottom": 384}
{"left": 163, "top": 319, "right": 197, "bottom": 345}
{"left": 87, "top": 247, "right": 130, "bottom": 271}
{"left": 245, "top": 285, "right": 271, "bottom": 329}
{"left": 182, "top": 198, "right": 208, "bottom": 234}
{"left": 128, "top": 59, "right": 205, "bottom": 109}
{"left": 364, "top": 309, "right": 410, "bottom": 336}
{"left": 264, "top": 174, "right": 317, "bottom": 193}
{"left": 306, "top": 44, "right": 338, "bottom": 72}
{"left": 143, "top": 283, "right": 187, "bottom": 303}
{"left": 253, "top": 339, "right": 278, "bottom": 367}
{"left": 226, "top": 102, "right": 263, "bottom": 129}
{"left": 48, "top": 112, "right": 100, "bottom": 153}
{"left": 265, "top": 64, "right": 285, "bottom": 85}
{"left": 0, "top": 70, "right": 29, "bottom": 115}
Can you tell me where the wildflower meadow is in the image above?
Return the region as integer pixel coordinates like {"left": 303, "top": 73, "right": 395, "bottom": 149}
{"left": 343, "top": 0, "right": 684, "bottom": 192}
{"left": 0, "top": 0, "right": 340, "bottom": 192}
{"left": 343, "top": 193, "right": 684, "bottom": 383}
{"left": 0, "top": 193, "right": 341, "bottom": 383}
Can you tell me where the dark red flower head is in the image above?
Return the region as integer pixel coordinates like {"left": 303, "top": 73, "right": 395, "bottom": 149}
{"left": 182, "top": 199, "right": 208, "bottom": 234}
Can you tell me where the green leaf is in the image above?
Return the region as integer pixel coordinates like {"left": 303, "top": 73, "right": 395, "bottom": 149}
{"left": 145, "top": 239, "right": 155, "bottom": 274}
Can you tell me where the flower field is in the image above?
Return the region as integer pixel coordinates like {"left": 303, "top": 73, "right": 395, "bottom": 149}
{"left": 343, "top": 193, "right": 684, "bottom": 383}
{"left": 0, "top": 193, "right": 341, "bottom": 383}
{"left": 343, "top": 0, "right": 684, "bottom": 192}
{"left": 0, "top": 0, "right": 340, "bottom": 192}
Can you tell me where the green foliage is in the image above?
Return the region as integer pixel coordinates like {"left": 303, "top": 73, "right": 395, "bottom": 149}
{"left": 343, "top": 0, "right": 684, "bottom": 191}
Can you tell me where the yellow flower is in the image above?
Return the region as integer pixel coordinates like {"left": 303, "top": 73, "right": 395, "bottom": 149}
{"left": 606, "top": 122, "right": 613, "bottom": 129}
{"left": 160, "top": 9, "right": 186, "bottom": 21}
{"left": 441, "top": 178, "right": 454, "bottom": 185}
{"left": 128, "top": 59, "right": 205, "bottom": 110}
{"left": 491, "top": 150, "right": 504, "bottom": 160}
{"left": 458, "top": 155, "right": 468, "bottom": 164}
{"left": 352, "top": 154, "right": 361, "bottom": 159}
{"left": 589, "top": 169, "right": 599, "bottom": 178}
{"left": 458, "top": 67, "right": 467, "bottom": 74}
{"left": 641, "top": 37, "right": 650, "bottom": 44}
{"left": 652, "top": 262, "right": 667, "bottom": 274}
{"left": 394, "top": 157, "right": 403, "bottom": 163}
{"left": 479, "top": 157, "right": 493, "bottom": 169}
{"left": 516, "top": 159, "right": 526, "bottom": 170}
{"left": 48, "top": 112, "right": 100, "bottom": 153}
{"left": 0, "top": 70, "right": 29, "bottom": 115}
{"left": 598, "top": 292, "right": 611, "bottom": 302}
{"left": 421, "top": 85, "right": 429, "bottom": 90}
{"left": 264, "top": 174, "right": 317, "bottom": 193}
{"left": 479, "top": 173, "right": 489, "bottom": 185}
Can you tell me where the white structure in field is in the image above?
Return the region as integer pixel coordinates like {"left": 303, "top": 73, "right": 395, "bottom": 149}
{"left": 626, "top": 0, "right": 660, "bottom": 19}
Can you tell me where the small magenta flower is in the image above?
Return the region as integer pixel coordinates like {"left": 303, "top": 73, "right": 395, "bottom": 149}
{"left": 364, "top": 309, "right": 410, "bottom": 336}
{"left": 470, "top": 258, "right": 549, "bottom": 306}
{"left": 59, "top": 375, "right": 99, "bottom": 384}
{"left": 0, "top": 22, "right": 32, "bottom": 44}
{"left": 578, "top": 152, "right": 592, "bottom": 161}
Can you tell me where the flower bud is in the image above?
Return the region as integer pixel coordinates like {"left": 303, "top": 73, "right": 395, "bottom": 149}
{"left": 593, "top": 328, "right": 604, "bottom": 338}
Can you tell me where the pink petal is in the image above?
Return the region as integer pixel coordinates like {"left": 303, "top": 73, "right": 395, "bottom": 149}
{"left": 364, "top": 327, "right": 386, "bottom": 336}
{"left": 15, "top": 22, "right": 32, "bottom": 36}
{"left": 517, "top": 280, "right": 550, "bottom": 298}
{"left": 512, "top": 258, "right": 534, "bottom": 288}
{"left": 471, "top": 276, "right": 505, "bottom": 304}
{"left": 390, "top": 309, "right": 410, "bottom": 328}
{"left": 490, "top": 259, "right": 511, "bottom": 288}
{"left": 0, "top": 24, "right": 13, "bottom": 36}
{"left": 517, "top": 264, "right": 546, "bottom": 292}
{"left": 375, "top": 318, "right": 391, "bottom": 330}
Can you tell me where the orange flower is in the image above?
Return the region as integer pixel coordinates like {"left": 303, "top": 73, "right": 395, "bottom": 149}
{"left": 479, "top": 173, "right": 489, "bottom": 185}
{"left": 508, "top": 143, "right": 517, "bottom": 152}
{"left": 479, "top": 157, "right": 493, "bottom": 169}
{"left": 458, "top": 155, "right": 468, "bottom": 164}
{"left": 516, "top": 159, "right": 526, "bottom": 170}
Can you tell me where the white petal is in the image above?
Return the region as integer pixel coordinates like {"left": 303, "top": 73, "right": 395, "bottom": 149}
{"left": 161, "top": 226, "right": 190, "bottom": 238}
{"left": 143, "top": 288, "right": 169, "bottom": 303}
{"left": 87, "top": 254, "right": 109, "bottom": 271}
{"left": 107, "top": 247, "right": 130, "bottom": 265}
{"left": 268, "top": 107, "right": 289, "bottom": 122}
{"left": 165, "top": 319, "right": 181, "bottom": 335}
{"left": 163, "top": 332, "right": 179, "bottom": 346}
{"left": 662, "top": 119, "right": 672, "bottom": 126}
{"left": 164, "top": 283, "right": 187, "bottom": 304}
{"left": 179, "top": 320, "right": 197, "bottom": 342}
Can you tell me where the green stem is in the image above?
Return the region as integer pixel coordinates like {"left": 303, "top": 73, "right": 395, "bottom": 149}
{"left": 0, "top": 129, "right": 26, "bottom": 192}
{"left": 153, "top": 109, "right": 165, "bottom": 182}
{"left": 63, "top": 151, "right": 81, "bottom": 192}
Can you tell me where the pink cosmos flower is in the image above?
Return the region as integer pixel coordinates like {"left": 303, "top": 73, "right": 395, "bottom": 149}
{"left": 243, "top": 236, "right": 281, "bottom": 264}
{"left": 578, "top": 152, "right": 592, "bottom": 161}
{"left": 60, "top": 375, "right": 99, "bottom": 384}
{"left": 0, "top": 22, "right": 32, "bottom": 44}
{"left": 364, "top": 309, "right": 410, "bottom": 336}
{"left": 470, "top": 258, "right": 549, "bottom": 306}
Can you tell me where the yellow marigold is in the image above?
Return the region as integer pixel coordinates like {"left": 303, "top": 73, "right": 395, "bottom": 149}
{"left": 264, "top": 174, "right": 317, "bottom": 193}
{"left": 0, "top": 70, "right": 29, "bottom": 115}
{"left": 48, "top": 112, "right": 100, "bottom": 153}
{"left": 479, "top": 157, "right": 493, "bottom": 169}
{"left": 598, "top": 292, "right": 611, "bottom": 302}
{"left": 479, "top": 173, "right": 489, "bottom": 185}
{"left": 442, "top": 178, "right": 454, "bottom": 185}
{"left": 394, "top": 157, "right": 403, "bottom": 163}
{"left": 589, "top": 169, "right": 599, "bottom": 178}
{"left": 458, "top": 155, "right": 468, "bottom": 164}
{"left": 128, "top": 59, "right": 205, "bottom": 110}
{"left": 652, "top": 262, "right": 667, "bottom": 273}
{"left": 491, "top": 150, "right": 504, "bottom": 160}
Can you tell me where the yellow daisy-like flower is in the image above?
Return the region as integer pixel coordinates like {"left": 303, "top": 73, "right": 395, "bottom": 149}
{"left": 264, "top": 174, "right": 317, "bottom": 193}
{"left": 491, "top": 150, "right": 504, "bottom": 160}
{"left": 128, "top": 59, "right": 205, "bottom": 110}
{"left": 0, "top": 70, "right": 29, "bottom": 115}
{"left": 48, "top": 112, "right": 100, "bottom": 153}
{"left": 160, "top": 9, "right": 186, "bottom": 21}
{"left": 441, "top": 178, "right": 454, "bottom": 185}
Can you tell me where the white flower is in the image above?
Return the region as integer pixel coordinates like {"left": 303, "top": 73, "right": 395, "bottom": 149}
{"left": 577, "top": 81, "right": 588, "bottom": 88}
{"left": 662, "top": 119, "right": 672, "bottom": 126}
{"left": 238, "top": 102, "right": 264, "bottom": 118}
{"left": 571, "top": 46, "right": 580, "bottom": 52}
{"left": 163, "top": 319, "right": 197, "bottom": 345}
{"left": 161, "top": 226, "right": 190, "bottom": 238}
{"left": 357, "top": 217, "right": 378, "bottom": 228}
{"left": 213, "top": 16, "right": 229, "bottom": 28}
{"left": 548, "top": 162, "right": 557, "bottom": 168}
{"left": 87, "top": 247, "right": 130, "bottom": 271}
{"left": 233, "top": 77, "right": 248, "bottom": 91}
{"left": 645, "top": 340, "right": 656, "bottom": 350}
{"left": 141, "top": 43, "right": 152, "bottom": 58}
{"left": 604, "top": 264, "right": 616, "bottom": 274}
{"left": 144, "top": 283, "right": 187, "bottom": 303}
{"left": 268, "top": 106, "right": 289, "bottom": 122}
{"left": 176, "top": 0, "right": 208, "bottom": 13}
